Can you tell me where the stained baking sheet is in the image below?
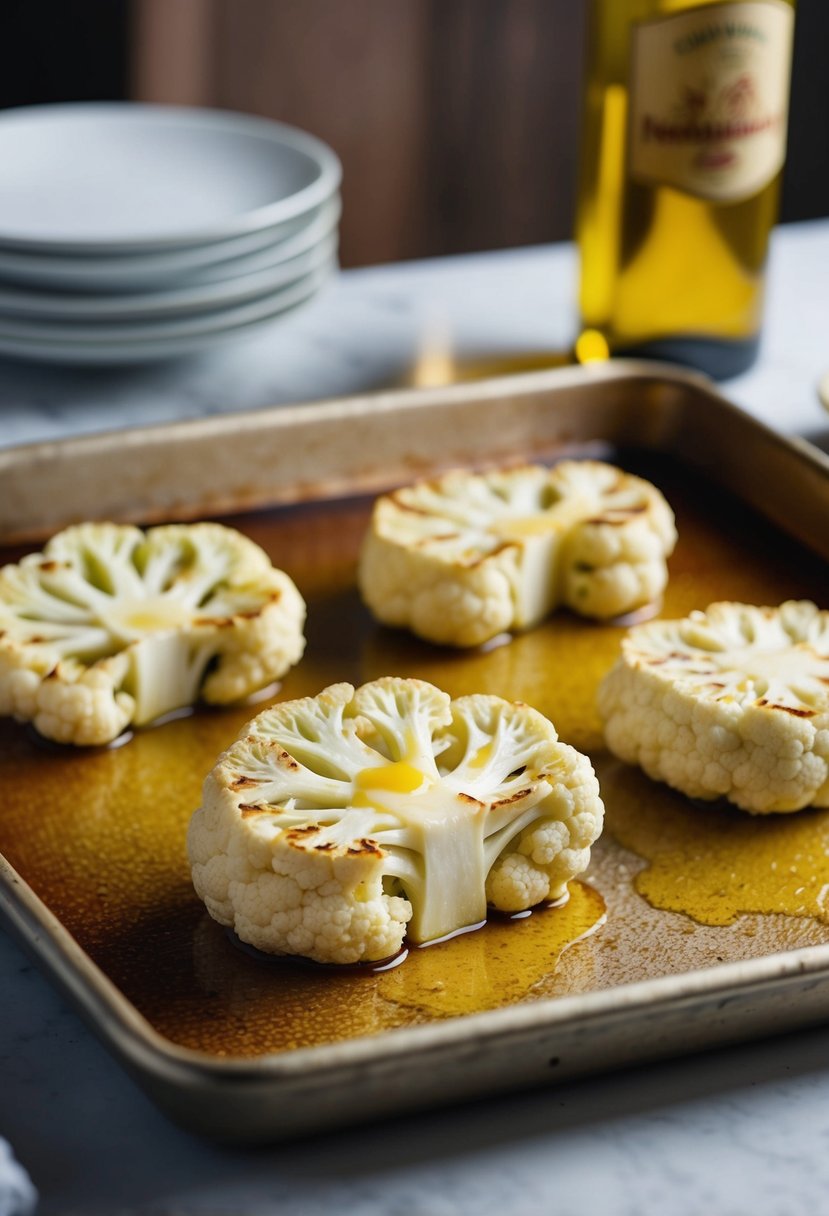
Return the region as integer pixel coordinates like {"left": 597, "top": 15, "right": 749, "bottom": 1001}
{"left": 2, "top": 364, "right": 829, "bottom": 1142}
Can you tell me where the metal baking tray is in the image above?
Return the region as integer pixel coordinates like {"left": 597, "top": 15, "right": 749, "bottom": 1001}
{"left": 3, "top": 361, "right": 829, "bottom": 1144}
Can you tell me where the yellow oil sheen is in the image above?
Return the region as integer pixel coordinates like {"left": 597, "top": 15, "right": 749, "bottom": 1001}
{"left": 354, "top": 760, "right": 427, "bottom": 795}
{"left": 602, "top": 759, "right": 829, "bottom": 927}
{"left": 491, "top": 496, "right": 594, "bottom": 543}
{"left": 115, "top": 599, "right": 191, "bottom": 634}
{"left": 468, "top": 743, "right": 495, "bottom": 769}
{"left": 491, "top": 515, "right": 565, "bottom": 540}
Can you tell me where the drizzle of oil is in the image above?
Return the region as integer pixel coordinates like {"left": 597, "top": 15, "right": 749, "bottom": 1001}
{"left": 380, "top": 884, "right": 606, "bottom": 1018}
{"left": 468, "top": 743, "right": 494, "bottom": 769}
{"left": 183, "top": 881, "right": 606, "bottom": 1053}
{"left": 490, "top": 513, "right": 568, "bottom": 539}
{"left": 601, "top": 757, "right": 829, "bottom": 927}
{"left": 355, "top": 759, "right": 427, "bottom": 795}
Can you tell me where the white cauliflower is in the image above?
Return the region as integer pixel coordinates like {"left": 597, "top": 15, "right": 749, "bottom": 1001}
{"left": 358, "top": 460, "right": 676, "bottom": 647}
{"left": 599, "top": 600, "right": 829, "bottom": 814}
{"left": 188, "top": 676, "right": 603, "bottom": 964}
{"left": 0, "top": 521, "right": 306, "bottom": 746}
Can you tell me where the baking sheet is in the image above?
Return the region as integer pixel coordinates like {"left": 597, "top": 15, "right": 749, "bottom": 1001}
{"left": 2, "top": 364, "right": 829, "bottom": 1141}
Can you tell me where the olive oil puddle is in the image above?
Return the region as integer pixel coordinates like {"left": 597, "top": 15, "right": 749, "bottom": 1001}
{"left": 381, "top": 884, "right": 606, "bottom": 1018}
{"left": 224, "top": 888, "right": 591, "bottom": 989}
{"left": 601, "top": 758, "right": 829, "bottom": 927}
{"left": 188, "top": 882, "right": 606, "bottom": 1053}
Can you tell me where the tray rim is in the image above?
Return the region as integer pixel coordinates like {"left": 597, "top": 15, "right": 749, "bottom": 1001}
{"left": 4, "top": 846, "right": 829, "bottom": 1082}
{"left": 4, "top": 357, "right": 829, "bottom": 548}
{"left": 4, "top": 359, "right": 829, "bottom": 1137}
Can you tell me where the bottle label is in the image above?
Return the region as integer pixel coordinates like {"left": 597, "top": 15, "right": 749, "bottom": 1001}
{"left": 628, "top": 1, "right": 794, "bottom": 202}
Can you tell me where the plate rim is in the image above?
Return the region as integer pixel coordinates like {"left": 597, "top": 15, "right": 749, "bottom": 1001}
{"left": 0, "top": 193, "right": 340, "bottom": 288}
{"left": 0, "top": 256, "right": 335, "bottom": 346}
{"left": 0, "top": 225, "right": 339, "bottom": 323}
{"left": 0, "top": 102, "right": 343, "bottom": 255}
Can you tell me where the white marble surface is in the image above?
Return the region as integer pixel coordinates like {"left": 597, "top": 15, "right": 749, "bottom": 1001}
{"left": 3, "top": 221, "right": 829, "bottom": 1216}
{"left": 2, "top": 218, "right": 829, "bottom": 450}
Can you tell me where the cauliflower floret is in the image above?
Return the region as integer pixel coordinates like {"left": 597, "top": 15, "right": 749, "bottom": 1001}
{"left": 358, "top": 460, "right": 676, "bottom": 647}
{"left": 188, "top": 676, "right": 604, "bottom": 964}
{"left": 599, "top": 600, "right": 829, "bottom": 814}
{"left": 0, "top": 521, "right": 306, "bottom": 746}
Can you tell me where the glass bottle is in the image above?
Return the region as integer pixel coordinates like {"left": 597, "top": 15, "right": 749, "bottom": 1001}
{"left": 576, "top": 0, "right": 796, "bottom": 378}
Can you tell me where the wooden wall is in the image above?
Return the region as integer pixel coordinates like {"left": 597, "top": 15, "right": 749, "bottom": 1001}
{"left": 130, "top": 0, "right": 829, "bottom": 268}
{"left": 131, "top": 0, "right": 587, "bottom": 267}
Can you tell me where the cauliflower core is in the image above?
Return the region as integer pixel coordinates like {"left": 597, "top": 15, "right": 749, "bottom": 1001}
{"left": 599, "top": 600, "right": 829, "bottom": 814}
{"left": 0, "top": 522, "right": 306, "bottom": 746}
{"left": 188, "top": 676, "right": 604, "bottom": 964}
{"left": 358, "top": 460, "right": 677, "bottom": 647}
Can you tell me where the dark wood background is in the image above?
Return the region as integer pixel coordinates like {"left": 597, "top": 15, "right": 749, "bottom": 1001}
{"left": 0, "top": 0, "right": 826, "bottom": 268}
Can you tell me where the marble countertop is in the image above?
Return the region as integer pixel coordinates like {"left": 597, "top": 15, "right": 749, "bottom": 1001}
{"left": 3, "top": 220, "right": 829, "bottom": 1216}
{"left": 3, "top": 218, "right": 829, "bottom": 451}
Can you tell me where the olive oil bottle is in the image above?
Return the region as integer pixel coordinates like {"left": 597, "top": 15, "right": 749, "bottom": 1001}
{"left": 576, "top": 0, "right": 796, "bottom": 378}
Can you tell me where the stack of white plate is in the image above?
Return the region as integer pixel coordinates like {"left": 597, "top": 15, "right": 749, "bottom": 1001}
{"left": 0, "top": 103, "right": 342, "bottom": 365}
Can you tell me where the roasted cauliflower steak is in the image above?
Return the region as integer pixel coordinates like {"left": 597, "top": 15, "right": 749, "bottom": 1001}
{"left": 188, "top": 677, "right": 604, "bottom": 964}
{"left": 358, "top": 460, "right": 677, "bottom": 647}
{"left": 0, "top": 521, "right": 306, "bottom": 745}
{"left": 599, "top": 600, "right": 829, "bottom": 813}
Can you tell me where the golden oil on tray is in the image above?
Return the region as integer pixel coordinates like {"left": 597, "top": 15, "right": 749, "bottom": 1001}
{"left": 2, "top": 449, "right": 829, "bottom": 1060}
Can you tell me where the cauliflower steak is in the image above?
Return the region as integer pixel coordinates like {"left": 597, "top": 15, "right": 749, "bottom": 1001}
{"left": 188, "top": 676, "right": 604, "bottom": 964}
{"left": 599, "top": 600, "right": 829, "bottom": 813}
{"left": 0, "top": 521, "right": 306, "bottom": 746}
{"left": 358, "top": 460, "right": 676, "bottom": 647}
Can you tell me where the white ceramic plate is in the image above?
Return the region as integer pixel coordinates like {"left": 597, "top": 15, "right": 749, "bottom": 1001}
{"left": 0, "top": 218, "right": 339, "bottom": 322}
{"left": 0, "top": 260, "right": 334, "bottom": 365}
{"left": 169, "top": 196, "right": 341, "bottom": 288}
{"left": 0, "top": 103, "right": 342, "bottom": 253}
{"left": 0, "top": 195, "right": 340, "bottom": 291}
